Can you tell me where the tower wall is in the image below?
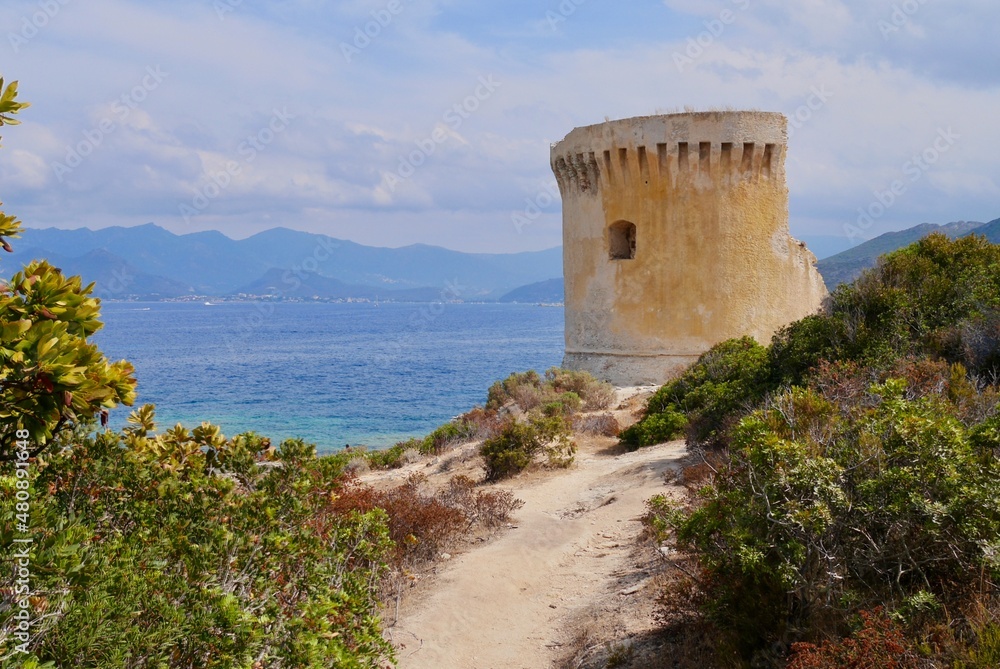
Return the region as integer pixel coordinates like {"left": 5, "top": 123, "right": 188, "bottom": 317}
{"left": 552, "top": 112, "right": 828, "bottom": 385}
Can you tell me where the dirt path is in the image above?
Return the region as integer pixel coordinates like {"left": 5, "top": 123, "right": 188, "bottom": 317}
{"left": 387, "top": 437, "right": 688, "bottom": 669}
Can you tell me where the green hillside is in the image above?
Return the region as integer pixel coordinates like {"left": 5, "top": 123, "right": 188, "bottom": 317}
{"left": 816, "top": 220, "right": 988, "bottom": 287}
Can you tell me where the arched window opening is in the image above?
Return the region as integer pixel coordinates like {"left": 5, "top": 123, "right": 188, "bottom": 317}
{"left": 609, "top": 220, "right": 636, "bottom": 260}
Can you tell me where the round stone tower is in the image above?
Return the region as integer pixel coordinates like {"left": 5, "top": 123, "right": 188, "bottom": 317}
{"left": 552, "top": 111, "right": 828, "bottom": 385}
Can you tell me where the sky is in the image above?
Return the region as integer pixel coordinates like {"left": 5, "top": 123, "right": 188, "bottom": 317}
{"left": 0, "top": 0, "right": 998, "bottom": 254}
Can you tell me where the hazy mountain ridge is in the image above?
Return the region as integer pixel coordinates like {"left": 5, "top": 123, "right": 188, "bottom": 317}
{"left": 498, "top": 278, "right": 565, "bottom": 303}
{"left": 12, "top": 224, "right": 564, "bottom": 301}
{"left": 16, "top": 245, "right": 194, "bottom": 298}
{"left": 13, "top": 218, "right": 1000, "bottom": 299}
{"left": 817, "top": 218, "right": 999, "bottom": 287}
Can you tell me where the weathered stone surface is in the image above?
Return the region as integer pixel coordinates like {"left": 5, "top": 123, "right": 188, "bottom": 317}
{"left": 552, "top": 112, "right": 828, "bottom": 385}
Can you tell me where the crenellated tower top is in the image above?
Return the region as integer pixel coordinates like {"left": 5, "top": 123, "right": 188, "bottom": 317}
{"left": 551, "top": 111, "right": 825, "bottom": 386}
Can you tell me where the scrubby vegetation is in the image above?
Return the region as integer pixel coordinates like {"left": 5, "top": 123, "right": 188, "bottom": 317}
{"left": 639, "top": 233, "right": 1000, "bottom": 668}
{"left": 357, "top": 367, "right": 614, "bottom": 480}
{"left": 476, "top": 368, "right": 615, "bottom": 480}
{"left": 1, "top": 404, "right": 527, "bottom": 666}
{"left": 0, "top": 87, "right": 528, "bottom": 667}
{"left": 486, "top": 367, "right": 615, "bottom": 414}
{"left": 620, "top": 336, "right": 770, "bottom": 450}
{"left": 480, "top": 414, "right": 577, "bottom": 481}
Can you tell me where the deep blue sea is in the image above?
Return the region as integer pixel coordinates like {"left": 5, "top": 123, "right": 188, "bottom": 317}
{"left": 93, "top": 302, "right": 565, "bottom": 453}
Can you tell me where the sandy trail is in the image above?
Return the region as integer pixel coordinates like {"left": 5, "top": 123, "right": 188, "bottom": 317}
{"left": 388, "top": 438, "right": 688, "bottom": 669}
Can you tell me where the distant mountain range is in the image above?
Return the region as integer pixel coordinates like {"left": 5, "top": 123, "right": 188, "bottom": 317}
{"left": 498, "top": 278, "right": 565, "bottom": 303}
{"left": 8, "top": 224, "right": 564, "bottom": 301}
{"left": 816, "top": 218, "right": 1000, "bottom": 287}
{"left": 7, "top": 218, "right": 999, "bottom": 301}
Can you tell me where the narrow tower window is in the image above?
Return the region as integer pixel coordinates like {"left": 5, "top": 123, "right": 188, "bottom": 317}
{"left": 609, "top": 220, "right": 637, "bottom": 260}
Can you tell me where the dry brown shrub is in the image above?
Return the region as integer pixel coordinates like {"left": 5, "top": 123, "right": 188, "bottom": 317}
{"left": 678, "top": 453, "right": 725, "bottom": 492}
{"left": 330, "top": 473, "right": 467, "bottom": 567}
{"left": 440, "top": 475, "right": 523, "bottom": 529}
{"left": 785, "top": 609, "right": 924, "bottom": 669}
{"left": 573, "top": 412, "right": 621, "bottom": 437}
{"left": 511, "top": 384, "right": 545, "bottom": 411}
{"left": 344, "top": 455, "right": 371, "bottom": 475}
{"left": 459, "top": 406, "right": 506, "bottom": 440}
{"left": 473, "top": 488, "right": 524, "bottom": 528}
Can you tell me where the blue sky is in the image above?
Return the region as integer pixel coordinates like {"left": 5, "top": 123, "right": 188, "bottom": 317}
{"left": 1, "top": 0, "right": 998, "bottom": 253}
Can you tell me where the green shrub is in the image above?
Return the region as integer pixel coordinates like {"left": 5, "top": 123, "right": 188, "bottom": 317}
{"left": 486, "top": 370, "right": 543, "bottom": 411}
{"left": 479, "top": 415, "right": 576, "bottom": 480}
{"left": 624, "top": 337, "right": 772, "bottom": 449}
{"left": 485, "top": 368, "right": 613, "bottom": 414}
{"left": 544, "top": 368, "right": 615, "bottom": 410}
{"left": 3, "top": 421, "right": 396, "bottom": 668}
{"left": 366, "top": 442, "right": 408, "bottom": 469}
{"left": 421, "top": 421, "right": 474, "bottom": 454}
{"left": 665, "top": 382, "right": 1000, "bottom": 664}
{"left": 619, "top": 409, "right": 687, "bottom": 449}
{"left": 533, "top": 414, "right": 577, "bottom": 468}
{"left": 773, "top": 233, "right": 1000, "bottom": 385}
{"left": 480, "top": 421, "right": 540, "bottom": 481}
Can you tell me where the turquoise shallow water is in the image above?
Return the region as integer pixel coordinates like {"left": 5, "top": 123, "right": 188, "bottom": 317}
{"left": 93, "top": 302, "right": 565, "bottom": 452}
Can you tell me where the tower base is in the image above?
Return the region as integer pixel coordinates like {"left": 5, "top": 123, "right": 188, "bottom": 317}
{"left": 563, "top": 351, "right": 700, "bottom": 387}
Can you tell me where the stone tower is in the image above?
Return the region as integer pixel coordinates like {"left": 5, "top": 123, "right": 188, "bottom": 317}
{"left": 551, "top": 111, "right": 828, "bottom": 385}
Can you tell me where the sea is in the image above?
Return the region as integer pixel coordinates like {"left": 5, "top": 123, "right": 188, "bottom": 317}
{"left": 93, "top": 301, "right": 565, "bottom": 453}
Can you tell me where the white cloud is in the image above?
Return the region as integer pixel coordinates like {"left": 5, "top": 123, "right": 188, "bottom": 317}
{"left": 0, "top": 0, "right": 997, "bottom": 252}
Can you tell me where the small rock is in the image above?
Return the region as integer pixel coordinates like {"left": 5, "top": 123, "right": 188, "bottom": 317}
{"left": 549, "top": 604, "right": 558, "bottom": 609}
{"left": 620, "top": 584, "right": 644, "bottom": 596}
{"left": 441, "top": 553, "right": 452, "bottom": 560}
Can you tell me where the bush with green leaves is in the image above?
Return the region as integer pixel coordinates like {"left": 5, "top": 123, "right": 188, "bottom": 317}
{"left": 621, "top": 336, "right": 772, "bottom": 449}
{"left": 480, "top": 414, "right": 576, "bottom": 481}
{"left": 771, "top": 232, "right": 1000, "bottom": 385}
{"left": 1, "top": 407, "right": 395, "bottom": 667}
{"left": 0, "top": 81, "right": 135, "bottom": 457}
{"left": 420, "top": 420, "right": 475, "bottom": 454}
{"left": 652, "top": 381, "right": 1000, "bottom": 666}
{"left": 486, "top": 368, "right": 613, "bottom": 414}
